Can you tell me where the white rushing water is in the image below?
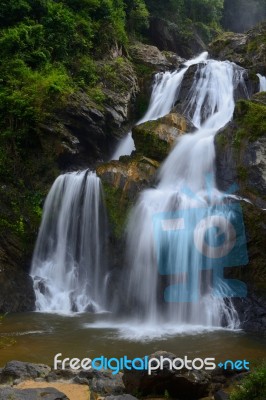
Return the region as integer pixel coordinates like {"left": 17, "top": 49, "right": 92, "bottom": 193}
{"left": 121, "top": 56, "right": 249, "bottom": 331}
{"left": 31, "top": 170, "right": 107, "bottom": 313}
{"left": 111, "top": 52, "right": 209, "bottom": 160}
{"left": 257, "top": 73, "right": 266, "bottom": 92}
{"left": 31, "top": 53, "right": 250, "bottom": 338}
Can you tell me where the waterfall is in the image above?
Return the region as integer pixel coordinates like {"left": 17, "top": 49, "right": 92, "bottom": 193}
{"left": 31, "top": 170, "right": 108, "bottom": 313}
{"left": 111, "top": 52, "right": 209, "bottom": 160}
{"left": 122, "top": 58, "right": 249, "bottom": 329}
{"left": 257, "top": 73, "right": 266, "bottom": 92}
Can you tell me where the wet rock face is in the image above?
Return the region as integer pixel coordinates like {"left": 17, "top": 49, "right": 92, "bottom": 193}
{"left": 147, "top": 17, "right": 207, "bottom": 59}
{"left": 243, "top": 137, "right": 266, "bottom": 196}
{"left": 215, "top": 97, "right": 266, "bottom": 203}
{"left": 233, "top": 293, "right": 266, "bottom": 333}
{"left": 97, "top": 157, "right": 159, "bottom": 199}
{"left": 0, "top": 269, "right": 35, "bottom": 313}
{"left": 215, "top": 94, "right": 266, "bottom": 321}
{"left": 0, "top": 235, "right": 35, "bottom": 313}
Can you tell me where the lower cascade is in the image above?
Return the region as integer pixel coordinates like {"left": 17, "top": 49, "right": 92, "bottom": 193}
{"left": 121, "top": 57, "right": 249, "bottom": 329}
{"left": 31, "top": 170, "right": 108, "bottom": 313}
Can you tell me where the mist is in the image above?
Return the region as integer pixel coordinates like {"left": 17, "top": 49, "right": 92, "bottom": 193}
{"left": 223, "top": 0, "right": 266, "bottom": 32}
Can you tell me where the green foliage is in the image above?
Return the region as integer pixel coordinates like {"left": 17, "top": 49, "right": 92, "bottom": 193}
{"left": 125, "top": 0, "right": 150, "bottom": 34}
{"left": 102, "top": 182, "right": 132, "bottom": 238}
{"left": 0, "top": 0, "right": 238, "bottom": 260}
{"left": 234, "top": 99, "right": 266, "bottom": 143}
{"left": 135, "top": 93, "right": 150, "bottom": 119}
{"left": 97, "top": 56, "right": 136, "bottom": 95}
{"left": 133, "top": 119, "right": 171, "bottom": 161}
{"left": 0, "top": 0, "right": 130, "bottom": 201}
{"left": 184, "top": 0, "right": 224, "bottom": 25}
{"left": 216, "top": 132, "right": 228, "bottom": 148}
{"left": 72, "top": 56, "right": 99, "bottom": 87}
{"left": 146, "top": 0, "right": 223, "bottom": 25}
{"left": 230, "top": 362, "right": 266, "bottom": 400}
{"left": 87, "top": 86, "right": 106, "bottom": 105}
{"left": 145, "top": 0, "right": 224, "bottom": 40}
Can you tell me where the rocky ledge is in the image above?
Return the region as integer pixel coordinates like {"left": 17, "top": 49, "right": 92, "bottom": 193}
{"left": 209, "top": 22, "right": 266, "bottom": 74}
{"left": 215, "top": 91, "right": 266, "bottom": 329}
{"left": 0, "top": 354, "right": 253, "bottom": 400}
{"left": 132, "top": 113, "right": 193, "bottom": 161}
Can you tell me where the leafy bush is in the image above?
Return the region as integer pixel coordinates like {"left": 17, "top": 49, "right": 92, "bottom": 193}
{"left": 230, "top": 362, "right": 266, "bottom": 400}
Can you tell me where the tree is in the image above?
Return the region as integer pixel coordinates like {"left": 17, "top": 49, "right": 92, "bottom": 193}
{"left": 184, "top": 0, "right": 224, "bottom": 25}
{"left": 124, "top": 0, "right": 149, "bottom": 34}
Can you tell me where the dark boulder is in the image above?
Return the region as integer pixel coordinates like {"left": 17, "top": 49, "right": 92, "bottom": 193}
{"left": 0, "top": 361, "right": 51, "bottom": 384}
{"left": 122, "top": 351, "right": 211, "bottom": 399}
{"left": 74, "top": 369, "right": 125, "bottom": 396}
{"left": 105, "top": 396, "right": 138, "bottom": 400}
{"left": 214, "top": 390, "right": 229, "bottom": 400}
{"left": 128, "top": 42, "right": 174, "bottom": 71}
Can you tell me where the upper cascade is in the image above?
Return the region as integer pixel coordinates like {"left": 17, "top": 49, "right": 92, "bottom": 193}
{"left": 31, "top": 170, "right": 108, "bottom": 313}
{"left": 111, "top": 52, "right": 209, "bottom": 160}
{"left": 257, "top": 73, "right": 266, "bottom": 92}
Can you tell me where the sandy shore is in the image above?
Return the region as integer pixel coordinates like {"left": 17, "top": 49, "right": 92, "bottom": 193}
{"left": 17, "top": 380, "right": 90, "bottom": 400}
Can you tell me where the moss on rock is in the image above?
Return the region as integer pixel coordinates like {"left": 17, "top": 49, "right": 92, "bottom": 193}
{"left": 215, "top": 95, "right": 266, "bottom": 296}
{"left": 132, "top": 113, "right": 191, "bottom": 161}
{"left": 97, "top": 156, "right": 159, "bottom": 238}
{"left": 209, "top": 22, "right": 266, "bottom": 71}
{"left": 234, "top": 99, "right": 266, "bottom": 143}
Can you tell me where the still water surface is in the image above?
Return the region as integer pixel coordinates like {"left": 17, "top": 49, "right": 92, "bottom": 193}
{"left": 1, "top": 313, "right": 265, "bottom": 367}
